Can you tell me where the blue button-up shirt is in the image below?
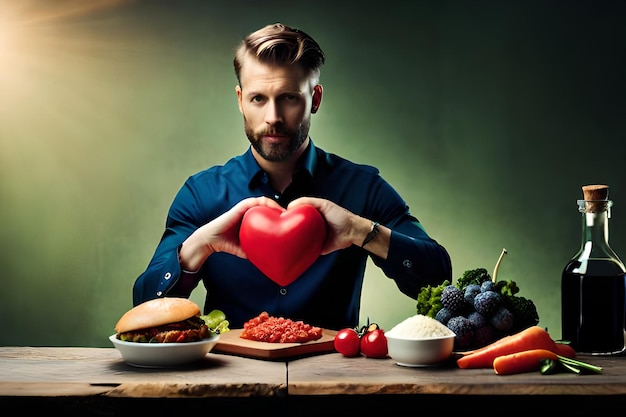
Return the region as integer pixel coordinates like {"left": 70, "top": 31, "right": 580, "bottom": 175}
{"left": 133, "top": 140, "right": 452, "bottom": 329}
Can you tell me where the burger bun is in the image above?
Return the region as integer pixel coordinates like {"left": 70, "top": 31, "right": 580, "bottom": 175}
{"left": 115, "top": 297, "right": 201, "bottom": 333}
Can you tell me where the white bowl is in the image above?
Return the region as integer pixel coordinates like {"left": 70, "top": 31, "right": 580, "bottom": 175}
{"left": 386, "top": 334, "right": 455, "bottom": 367}
{"left": 109, "top": 333, "right": 220, "bottom": 367}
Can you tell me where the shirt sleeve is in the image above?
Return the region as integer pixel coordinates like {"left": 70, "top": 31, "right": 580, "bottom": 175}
{"left": 132, "top": 245, "right": 202, "bottom": 306}
{"left": 373, "top": 227, "right": 452, "bottom": 299}
{"left": 361, "top": 174, "right": 452, "bottom": 299}
{"left": 132, "top": 178, "right": 206, "bottom": 306}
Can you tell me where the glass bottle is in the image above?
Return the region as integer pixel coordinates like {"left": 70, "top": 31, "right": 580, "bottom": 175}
{"left": 561, "top": 184, "right": 626, "bottom": 355}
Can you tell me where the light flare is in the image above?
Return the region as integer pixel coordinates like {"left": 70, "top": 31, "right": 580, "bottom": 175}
{"left": 0, "top": 0, "right": 130, "bottom": 101}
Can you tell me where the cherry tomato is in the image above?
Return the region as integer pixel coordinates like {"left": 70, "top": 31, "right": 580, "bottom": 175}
{"left": 333, "top": 328, "right": 361, "bottom": 357}
{"left": 360, "top": 327, "right": 388, "bottom": 359}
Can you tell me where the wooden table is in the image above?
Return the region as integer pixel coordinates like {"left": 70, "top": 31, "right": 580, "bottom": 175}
{"left": 288, "top": 352, "right": 626, "bottom": 413}
{"left": 1, "top": 347, "right": 625, "bottom": 415}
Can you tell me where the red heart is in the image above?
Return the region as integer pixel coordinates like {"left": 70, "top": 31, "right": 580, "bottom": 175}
{"left": 239, "top": 204, "right": 327, "bottom": 286}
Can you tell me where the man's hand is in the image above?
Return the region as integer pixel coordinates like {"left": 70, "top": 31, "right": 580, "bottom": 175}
{"left": 180, "top": 196, "right": 284, "bottom": 271}
{"left": 288, "top": 197, "right": 372, "bottom": 255}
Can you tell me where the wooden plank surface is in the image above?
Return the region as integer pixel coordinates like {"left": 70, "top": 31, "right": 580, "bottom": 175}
{"left": 0, "top": 347, "right": 286, "bottom": 398}
{"left": 287, "top": 352, "right": 626, "bottom": 396}
{"left": 2, "top": 347, "right": 626, "bottom": 399}
{"left": 212, "top": 328, "right": 337, "bottom": 360}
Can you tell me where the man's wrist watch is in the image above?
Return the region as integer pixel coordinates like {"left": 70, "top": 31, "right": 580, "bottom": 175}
{"left": 361, "top": 221, "right": 380, "bottom": 247}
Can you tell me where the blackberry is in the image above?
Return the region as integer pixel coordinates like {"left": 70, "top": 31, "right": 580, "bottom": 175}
{"left": 472, "top": 324, "right": 496, "bottom": 348}
{"left": 466, "top": 311, "right": 488, "bottom": 328}
{"left": 480, "top": 281, "right": 495, "bottom": 293}
{"left": 435, "top": 307, "right": 454, "bottom": 325}
{"left": 446, "top": 316, "right": 474, "bottom": 350}
{"left": 473, "top": 290, "right": 502, "bottom": 316}
{"left": 440, "top": 285, "right": 465, "bottom": 314}
{"left": 463, "top": 284, "right": 481, "bottom": 307}
{"left": 490, "top": 307, "right": 514, "bottom": 332}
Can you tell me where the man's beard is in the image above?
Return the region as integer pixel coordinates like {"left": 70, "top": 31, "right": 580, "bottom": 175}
{"left": 245, "top": 118, "right": 310, "bottom": 162}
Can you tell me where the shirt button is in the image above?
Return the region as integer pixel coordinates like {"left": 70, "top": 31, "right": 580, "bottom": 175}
{"left": 164, "top": 272, "right": 172, "bottom": 280}
{"left": 402, "top": 259, "right": 413, "bottom": 268}
{"left": 279, "top": 288, "right": 287, "bottom": 296}
{"left": 156, "top": 291, "right": 163, "bottom": 296}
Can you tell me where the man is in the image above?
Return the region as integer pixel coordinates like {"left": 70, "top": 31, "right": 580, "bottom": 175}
{"left": 133, "top": 23, "right": 452, "bottom": 330}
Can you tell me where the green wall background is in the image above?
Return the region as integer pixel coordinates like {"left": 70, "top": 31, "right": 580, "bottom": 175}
{"left": 1, "top": 0, "right": 624, "bottom": 347}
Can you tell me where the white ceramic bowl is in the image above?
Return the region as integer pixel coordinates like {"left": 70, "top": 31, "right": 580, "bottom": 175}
{"left": 109, "top": 333, "right": 220, "bottom": 367}
{"left": 386, "top": 334, "right": 455, "bottom": 367}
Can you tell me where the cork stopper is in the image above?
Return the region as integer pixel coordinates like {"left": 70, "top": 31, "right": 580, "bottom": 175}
{"left": 582, "top": 184, "right": 609, "bottom": 213}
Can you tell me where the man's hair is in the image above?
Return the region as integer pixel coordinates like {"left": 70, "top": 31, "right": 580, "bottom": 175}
{"left": 234, "top": 23, "right": 325, "bottom": 87}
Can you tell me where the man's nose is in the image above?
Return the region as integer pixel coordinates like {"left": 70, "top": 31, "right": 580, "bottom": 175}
{"left": 264, "top": 101, "right": 283, "bottom": 124}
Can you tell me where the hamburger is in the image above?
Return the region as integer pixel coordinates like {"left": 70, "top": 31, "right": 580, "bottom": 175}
{"left": 115, "top": 297, "right": 212, "bottom": 343}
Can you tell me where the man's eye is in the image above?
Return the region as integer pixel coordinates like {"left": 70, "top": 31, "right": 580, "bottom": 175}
{"left": 252, "top": 96, "right": 264, "bottom": 103}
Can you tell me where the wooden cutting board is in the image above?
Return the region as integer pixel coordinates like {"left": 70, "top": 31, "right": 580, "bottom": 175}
{"left": 213, "top": 328, "right": 337, "bottom": 360}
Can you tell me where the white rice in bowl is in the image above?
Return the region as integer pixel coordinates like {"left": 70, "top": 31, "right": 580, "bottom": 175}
{"left": 386, "top": 314, "right": 455, "bottom": 339}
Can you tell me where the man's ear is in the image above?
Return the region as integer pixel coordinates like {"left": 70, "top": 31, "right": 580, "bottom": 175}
{"left": 235, "top": 85, "right": 243, "bottom": 113}
{"left": 311, "top": 84, "right": 323, "bottom": 113}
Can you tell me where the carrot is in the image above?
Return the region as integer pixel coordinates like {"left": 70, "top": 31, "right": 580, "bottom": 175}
{"left": 553, "top": 342, "right": 576, "bottom": 359}
{"left": 493, "top": 349, "right": 558, "bottom": 375}
{"left": 456, "top": 326, "right": 560, "bottom": 369}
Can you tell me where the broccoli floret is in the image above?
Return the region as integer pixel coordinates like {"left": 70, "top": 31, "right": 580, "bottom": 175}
{"left": 441, "top": 285, "right": 465, "bottom": 314}
{"left": 490, "top": 307, "right": 514, "bottom": 332}
{"left": 446, "top": 316, "right": 474, "bottom": 350}
{"left": 494, "top": 279, "right": 520, "bottom": 296}
{"left": 504, "top": 295, "right": 540, "bottom": 331}
{"left": 456, "top": 268, "right": 492, "bottom": 291}
{"left": 473, "top": 290, "right": 502, "bottom": 316}
{"left": 416, "top": 280, "right": 450, "bottom": 318}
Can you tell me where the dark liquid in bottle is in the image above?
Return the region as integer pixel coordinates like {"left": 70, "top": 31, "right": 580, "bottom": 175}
{"left": 561, "top": 261, "right": 626, "bottom": 355}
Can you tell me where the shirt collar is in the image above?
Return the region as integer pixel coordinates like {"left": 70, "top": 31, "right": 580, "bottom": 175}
{"left": 245, "top": 138, "right": 318, "bottom": 189}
